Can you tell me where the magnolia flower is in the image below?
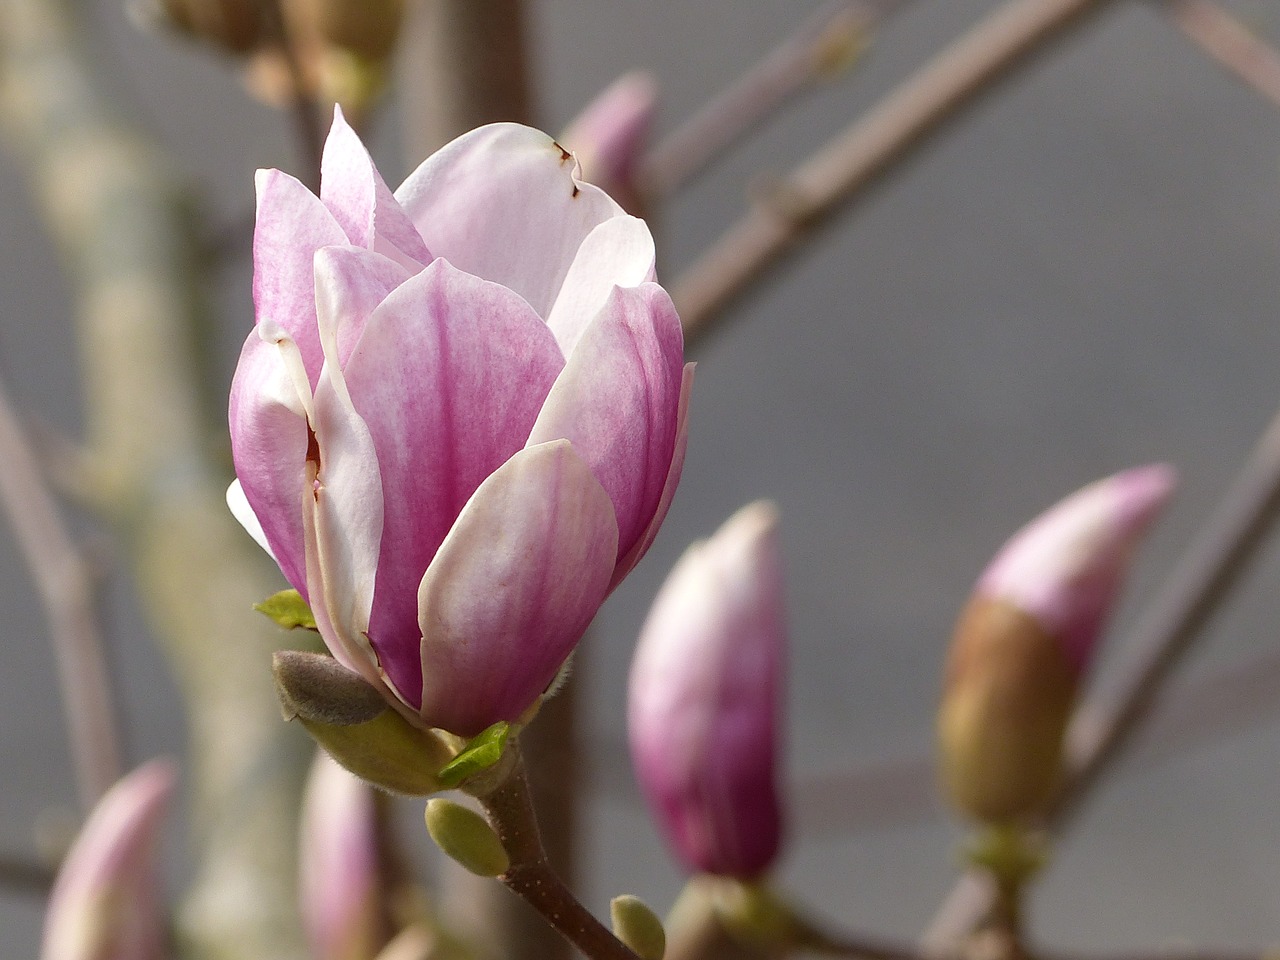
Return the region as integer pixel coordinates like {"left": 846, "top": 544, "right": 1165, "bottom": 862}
{"left": 230, "top": 109, "right": 692, "bottom": 737}
{"left": 300, "top": 751, "right": 387, "bottom": 960}
{"left": 629, "top": 501, "right": 786, "bottom": 879}
{"left": 938, "top": 464, "right": 1176, "bottom": 822}
{"left": 41, "top": 760, "right": 176, "bottom": 960}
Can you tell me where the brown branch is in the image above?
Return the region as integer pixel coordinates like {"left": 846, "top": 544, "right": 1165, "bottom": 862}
{"left": 641, "top": 1, "right": 911, "bottom": 198}
{"left": 923, "top": 406, "right": 1280, "bottom": 948}
{"left": 477, "top": 743, "right": 641, "bottom": 960}
{"left": 673, "top": 0, "right": 1119, "bottom": 343}
{"left": 0, "top": 852, "right": 56, "bottom": 896}
{"left": 0, "top": 375, "right": 122, "bottom": 809}
{"left": 1163, "top": 0, "right": 1280, "bottom": 109}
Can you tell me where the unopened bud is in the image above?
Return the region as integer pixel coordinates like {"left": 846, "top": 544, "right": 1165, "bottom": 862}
{"left": 310, "top": 0, "right": 406, "bottom": 60}
{"left": 424, "top": 799, "right": 509, "bottom": 878}
{"left": 610, "top": 894, "right": 667, "bottom": 960}
{"left": 274, "top": 651, "right": 451, "bottom": 795}
{"left": 938, "top": 598, "right": 1076, "bottom": 822}
{"left": 937, "top": 465, "right": 1176, "bottom": 823}
{"left": 137, "top": 0, "right": 268, "bottom": 54}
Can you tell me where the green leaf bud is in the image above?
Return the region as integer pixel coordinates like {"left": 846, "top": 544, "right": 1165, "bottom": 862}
{"left": 254, "top": 589, "right": 318, "bottom": 630}
{"left": 437, "top": 722, "right": 510, "bottom": 789}
{"left": 610, "top": 894, "right": 666, "bottom": 960}
{"left": 424, "top": 799, "right": 509, "bottom": 878}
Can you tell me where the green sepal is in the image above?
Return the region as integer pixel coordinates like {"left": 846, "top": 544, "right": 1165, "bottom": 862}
{"left": 254, "top": 589, "right": 317, "bottom": 630}
{"left": 438, "top": 722, "right": 510, "bottom": 788}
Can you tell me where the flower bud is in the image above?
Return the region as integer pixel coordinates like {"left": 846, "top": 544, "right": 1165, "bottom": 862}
{"left": 274, "top": 650, "right": 452, "bottom": 795}
{"left": 561, "top": 72, "right": 657, "bottom": 215}
{"left": 629, "top": 501, "right": 786, "bottom": 879}
{"left": 610, "top": 894, "right": 667, "bottom": 960}
{"left": 41, "top": 761, "right": 177, "bottom": 960}
{"left": 424, "top": 799, "right": 509, "bottom": 878}
{"left": 300, "top": 751, "right": 389, "bottom": 960}
{"left": 938, "top": 464, "right": 1176, "bottom": 822}
{"left": 138, "top": 0, "right": 269, "bottom": 54}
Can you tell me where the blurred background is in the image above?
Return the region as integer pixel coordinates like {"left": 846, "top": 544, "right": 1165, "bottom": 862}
{"left": 4, "top": 0, "right": 1280, "bottom": 953}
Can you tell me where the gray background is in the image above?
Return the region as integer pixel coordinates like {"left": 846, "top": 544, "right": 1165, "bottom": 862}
{"left": 5, "top": 0, "right": 1280, "bottom": 953}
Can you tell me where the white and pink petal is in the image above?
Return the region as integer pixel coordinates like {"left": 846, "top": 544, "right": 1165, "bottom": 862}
{"left": 395, "top": 123, "right": 624, "bottom": 319}
{"left": 416, "top": 440, "right": 619, "bottom": 736}
{"left": 529, "top": 282, "right": 686, "bottom": 568}
{"left": 339, "top": 259, "right": 565, "bottom": 704}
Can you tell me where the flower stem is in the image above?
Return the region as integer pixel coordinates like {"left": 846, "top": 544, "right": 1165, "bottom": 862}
{"left": 476, "top": 742, "right": 641, "bottom": 960}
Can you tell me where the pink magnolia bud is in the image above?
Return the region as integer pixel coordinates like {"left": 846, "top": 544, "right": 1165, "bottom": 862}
{"left": 561, "top": 72, "right": 657, "bottom": 214}
{"left": 229, "top": 108, "right": 693, "bottom": 737}
{"left": 628, "top": 501, "right": 786, "bottom": 879}
{"left": 41, "top": 760, "right": 177, "bottom": 960}
{"left": 300, "top": 751, "right": 388, "bottom": 960}
{"left": 938, "top": 464, "right": 1176, "bottom": 822}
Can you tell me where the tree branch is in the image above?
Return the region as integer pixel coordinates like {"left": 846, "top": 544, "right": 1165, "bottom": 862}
{"left": 0, "top": 373, "right": 122, "bottom": 809}
{"left": 673, "top": 0, "right": 1119, "bottom": 342}
{"left": 0, "top": 2, "right": 311, "bottom": 956}
{"left": 1162, "top": 0, "right": 1280, "bottom": 109}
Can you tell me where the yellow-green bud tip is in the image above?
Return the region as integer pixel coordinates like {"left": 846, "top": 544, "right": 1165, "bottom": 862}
{"left": 424, "top": 799, "right": 509, "bottom": 877}
{"left": 610, "top": 894, "right": 666, "bottom": 960}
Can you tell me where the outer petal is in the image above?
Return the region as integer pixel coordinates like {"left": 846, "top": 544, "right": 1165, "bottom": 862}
{"left": 529, "top": 282, "right": 685, "bottom": 569}
{"left": 544, "top": 215, "right": 657, "bottom": 356}
{"left": 253, "top": 168, "right": 347, "bottom": 386}
{"left": 341, "top": 259, "right": 565, "bottom": 705}
{"left": 416, "top": 440, "right": 619, "bottom": 736}
{"left": 229, "top": 329, "right": 311, "bottom": 592}
{"left": 629, "top": 503, "right": 785, "bottom": 878}
{"left": 394, "top": 123, "right": 624, "bottom": 318}
{"left": 305, "top": 352, "right": 386, "bottom": 696}
{"left": 320, "top": 107, "right": 431, "bottom": 270}
{"left": 312, "top": 245, "right": 411, "bottom": 369}
{"left": 613, "top": 362, "right": 694, "bottom": 588}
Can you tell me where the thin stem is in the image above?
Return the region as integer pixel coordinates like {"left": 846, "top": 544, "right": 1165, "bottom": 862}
{"left": 1163, "top": 0, "right": 1280, "bottom": 109}
{"left": 642, "top": 1, "right": 911, "bottom": 197}
{"left": 924, "top": 406, "right": 1280, "bottom": 947}
{"left": 0, "top": 375, "right": 122, "bottom": 809}
{"left": 673, "top": 0, "right": 1118, "bottom": 343}
{"left": 477, "top": 744, "right": 640, "bottom": 960}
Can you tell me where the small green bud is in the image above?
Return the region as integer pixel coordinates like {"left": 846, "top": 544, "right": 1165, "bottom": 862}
{"left": 709, "top": 880, "right": 795, "bottom": 950}
{"left": 610, "top": 894, "right": 666, "bottom": 960}
{"left": 424, "top": 799, "right": 509, "bottom": 878}
{"left": 438, "top": 722, "right": 510, "bottom": 789}
{"left": 274, "top": 651, "right": 451, "bottom": 795}
{"left": 254, "top": 589, "right": 318, "bottom": 631}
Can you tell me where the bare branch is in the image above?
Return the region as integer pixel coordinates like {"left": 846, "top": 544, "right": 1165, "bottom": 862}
{"left": 0, "top": 376, "right": 122, "bottom": 809}
{"left": 642, "top": 1, "right": 911, "bottom": 198}
{"left": 1163, "top": 0, "right": 1280, "bottom": 109}
{"left": 673, "top": 0, "right": 1119, "bottom": 343}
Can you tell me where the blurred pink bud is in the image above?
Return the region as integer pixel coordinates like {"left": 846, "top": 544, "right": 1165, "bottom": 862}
{"left": 561, "top": 72, "right": 657, "bottom": 212}
{"left": 977, "top": 463, "right": 1176, "bottom": 674}
{"left": 300, "top": 751, "right": 387, "bottom": 960}
{"left": 229, "top": 108, "right": 693, "bottom": 737}
{"left": 41, "top": 760, "right": 176, "bottom": 960}
{"left": 628, "top": 501, "right": 786, "bottom": 879}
